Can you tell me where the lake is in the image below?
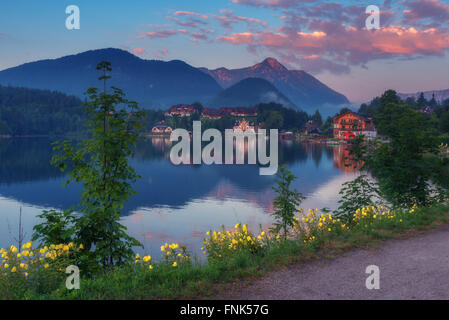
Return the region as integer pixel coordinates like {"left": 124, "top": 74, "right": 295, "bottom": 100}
{"left": 0, "top": 137, "right": 357, "bottom": 259}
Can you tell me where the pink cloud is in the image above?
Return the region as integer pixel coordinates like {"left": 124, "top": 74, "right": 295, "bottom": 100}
{"left": 132, "top": 48, "right": 146, "bottom": 55}
{"left": 139, "top": 29, "right": 188, "bottom": 39}
{"left": 217, "top": 25, "right": 449, "bottom": 73}
{"left": 174, "top": 11, "right": 208, "bottom": 19}
{"left": 232, "top": 0, "right": 312, "bottom": 8}
{"left": 213, "top": 9, "right": 268, "bottom": 29}
{"left": 403, "top": 0, "right": 449, "bottom": 23}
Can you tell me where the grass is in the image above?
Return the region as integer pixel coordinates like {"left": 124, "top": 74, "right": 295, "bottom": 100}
{"left": 1, "top": 203, "right": 449, "bottom": 300}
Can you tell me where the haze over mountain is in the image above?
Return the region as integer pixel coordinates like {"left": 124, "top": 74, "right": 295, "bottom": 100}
{"left": 398, "top": 89, "right": 449, "bottom": 103}
{"left": 209, "top": 78, "right": 297, "bottom": 109}
{"left": 0, "top": 48, "right": 222, "bottom": 109}
{"left": 201, "top": 58, "right": 349, "bottom": 112}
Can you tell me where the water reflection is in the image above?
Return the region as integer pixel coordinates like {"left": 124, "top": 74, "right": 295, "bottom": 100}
{"left": 0, "top": 137, "right": 357, "bottom": 257}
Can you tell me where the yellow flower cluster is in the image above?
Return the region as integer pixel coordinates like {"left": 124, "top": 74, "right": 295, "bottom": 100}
{"left": 352, "top": 205, "right": 396, "bottom": 225}
{"left": 292, "top": 209, "right": 348, "bottom": 243}
{"left": 0, "top": 242, "right": 81, "bottom": 279}
{"left": 203, "top": 223, "right": 268, "bottom": 260}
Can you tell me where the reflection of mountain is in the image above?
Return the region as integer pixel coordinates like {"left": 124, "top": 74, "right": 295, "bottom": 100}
{"left": 0, "top": 138, "right": 63, "bottom": 184}
{"left": 0, "top": 138, "right": 347, "bottom": 214}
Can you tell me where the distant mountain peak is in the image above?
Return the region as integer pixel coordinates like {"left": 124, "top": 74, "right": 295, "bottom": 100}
{"left": 258, "top": 57, "right": 287, "bottom": 71}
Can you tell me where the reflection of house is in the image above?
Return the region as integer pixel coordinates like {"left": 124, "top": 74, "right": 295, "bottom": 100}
{"left": 201, "top": 108, "right": 224, "bottom": 119}
{"left": 233, "top": 119, "right": 256, "bottom": 132}
{"left": 152, "top": 121, "right": 173, "bottom": 133}
{"left": 333, "top": 112, "right": 377, "bottom": 140}
{"left": 165, "top": 104, "right": 197, "bottom": 117}
{"left": 302, "top": 120, "right": 320, "bottom": 135}
{"left": 332, "top": 144, "right": 359, "bottom": 173}
{"left": 220, "top": 107, "right": 258, "bottom": 117}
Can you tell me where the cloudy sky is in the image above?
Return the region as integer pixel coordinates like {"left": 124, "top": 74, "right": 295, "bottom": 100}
{"left": 0, "top": 0, "right": 448, "bottom": 103}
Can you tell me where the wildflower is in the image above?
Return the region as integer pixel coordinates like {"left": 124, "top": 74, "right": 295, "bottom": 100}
{"left": 63, "top": 245, "right": 70, "bottom": 251}
{"left": 172, "top": 262, "right": 178, "bottom": 267}
{"left": 4, "top": 263, "right": 9, "bottom": 269}
{"left": 79, "top": 244, "right": 84, "bottom": 249}
{"left": 148, "top": 265, "right": 153, "bottom": 270}
{"left": 11, "top": 267, "right": 17, "bottom": 273}
{"left": 44, "top": 264, "right": 49, "bottom": 269}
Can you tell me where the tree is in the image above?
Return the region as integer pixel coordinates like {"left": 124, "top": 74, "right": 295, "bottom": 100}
{"left": 311, "top": 109, "right": 323, "bottom": 126}
{"left": 271, "top": 165, "right": 304, "bottom": 239}
{"left": 416, "top": 92, "right": 427, "bottom": 107}
{"left": 33, "top": 61, "right": 145, "bottom": 271}
{"left": 263, "top": 110, "right": 284, "bottom": 129}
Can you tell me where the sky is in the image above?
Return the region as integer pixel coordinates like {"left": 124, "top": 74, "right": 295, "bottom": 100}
{"left": 0, "top": 0, "right": 448, "bottom": 103}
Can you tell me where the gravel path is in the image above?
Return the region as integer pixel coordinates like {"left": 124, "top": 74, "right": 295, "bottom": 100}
{"left": 219, "top": 224, "right": 449, "bottom": 300}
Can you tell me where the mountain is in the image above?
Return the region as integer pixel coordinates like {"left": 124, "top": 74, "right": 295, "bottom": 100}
{"left": 209, "top": 77, "right": 297, "bottom": 109}
{"left": 398, "top": 89, "right": 449, "bottom": 103}
{"left": 200, "top": 58, "right": 349, "bottom": 112}
{"left": 0, "top": 48, "right": 222, "bottom": 109}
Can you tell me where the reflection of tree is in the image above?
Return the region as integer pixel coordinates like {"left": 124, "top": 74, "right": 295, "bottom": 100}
{"left": 0, "top": 138, "right": 63, "bottom": 184}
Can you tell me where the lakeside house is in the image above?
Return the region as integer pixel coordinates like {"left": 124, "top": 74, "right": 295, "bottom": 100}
{"left": 220, "top": 107, "right": 258, "bottom": 117}
{"left": 233, "top": 119, "right": 257, "bottom": 133}
{"left": 302, "top": 120, "right": 321, "bottom": 135}
{"left": 201, "top": 108, "right": 224, "bottom": 119}
{"left": 152, "top": 121, "right": 173, "bottom": 134}
{"left": 165, "top": 104, "right": 198, "bottom": 117}
{"left": 333, "top": 111, "right": 377, "bottom": 140}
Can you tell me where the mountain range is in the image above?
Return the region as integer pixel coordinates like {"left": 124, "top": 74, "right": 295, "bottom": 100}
{"left": 209, "top": 77, "right": 297, "bottom": 109}
{"left": 200, "top": 57, "right": 349, "bottom": 110}
{"left": 0, "top": 48, "right": 349, "bottom": 113}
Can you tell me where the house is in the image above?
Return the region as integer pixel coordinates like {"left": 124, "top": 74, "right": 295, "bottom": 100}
{"left": 220, "top": 107, "right": 258, "bottom": 117}
{"left": 333, "top": 112, "right": 377, "bottom": 140}
{"left": 165, "top": 104, "right": 197, "bottom": 117}
{"left": 152, "top": 121, "right": 173, "bottom": 134}
{"left": 302, "top": 120, "right": 320, "bottom": 135}
{"left": 233, "top": 119, "right": 256, "bottom": 132}
{"left": 201, "top": 108, "right": 224, "bottom": 119}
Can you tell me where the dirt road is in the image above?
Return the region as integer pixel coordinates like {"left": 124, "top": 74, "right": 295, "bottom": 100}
{"left": 219, "top": 224, "right": 449, "bottom": 300}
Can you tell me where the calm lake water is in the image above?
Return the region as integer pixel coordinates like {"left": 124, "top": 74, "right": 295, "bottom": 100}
{"left": 0, "top": 137, "right": 357, "bottom": 258}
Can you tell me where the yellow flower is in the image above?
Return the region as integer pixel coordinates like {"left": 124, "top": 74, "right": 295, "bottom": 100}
{"left": 261, "top": 231, "right": 266, "bottom": 236}
{"left": 10, "top": 246, "right": 18, "bottom": 253}
{"left": 17, "top": 253, "right": 22, "bottom": 258}
{"left": 63, "top": 245, "right": 70, "bottom": 251}
{"left": 148, "top": 265, "right": 153, "bottom": 270}
{"left": 24, "top": 272, "right": 28, "bottom": 277}
{"left": 172, "top": 262, "right": 178, "bottom": 267}
{"left": 4, "top": 263, "right": 9, "bottom": 269}
{"left": 160, "top": 245, "right": 165, "bottom": 252}
{"left": 79, "top": 244, "right": 84, "bottom": 249}
{"left": 11, "top": 267, "right": 17, "bottom": 273}
{"left": 44, "top": 264, "right": 49, "bottom": 269}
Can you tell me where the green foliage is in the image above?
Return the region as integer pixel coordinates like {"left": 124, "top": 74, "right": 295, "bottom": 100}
{"left": 335, "top": 175, "right": 381, "bottom": 222}
{"left": 33, "top": 61, "right": 144, "bottom": 271}
{"left": 263, "top": 110, "right": 284, "bottom": 129}
{"left": 271, "top": 165, "right": 304, "bottom": 238}
{"left": 0, "top": 85, "right": 85, "bottom": 136}
{"left": 32, "top": 209, "right": 76, "bottom": 245}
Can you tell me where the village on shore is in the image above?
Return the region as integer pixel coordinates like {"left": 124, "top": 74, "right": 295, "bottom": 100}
{"left": 149, "top": 104, "right": 378, "bottom": 144}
